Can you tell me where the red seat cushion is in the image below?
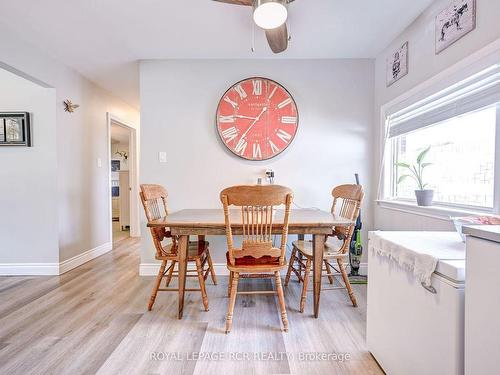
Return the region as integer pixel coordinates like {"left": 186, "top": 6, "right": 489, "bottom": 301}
{"left": 226, "top": 251, "right": 280, "bottom": 266}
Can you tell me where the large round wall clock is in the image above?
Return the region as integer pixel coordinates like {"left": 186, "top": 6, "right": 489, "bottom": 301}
{"left": 216, "top": 77, "right": 298, "bottom": 161}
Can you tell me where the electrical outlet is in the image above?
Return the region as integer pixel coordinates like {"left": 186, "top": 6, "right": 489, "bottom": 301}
{"left": 159, "top": 152, "right": 167, "bottom": 163}
{"left": 97, "top": 158, "right": 102, "bottom": 168}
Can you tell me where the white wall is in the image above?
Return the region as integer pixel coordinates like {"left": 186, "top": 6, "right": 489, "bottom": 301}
{"left": 0, "top": 21, "right": 140, "bottom": 267}
{"left": 0, "top": 69, "right": 58, "bottom": 264}
{"left": 373, "top": 0, "right": 500, "bottom": 231}
{"left": 139, "top": 59, "right": 374, "bottom": 265}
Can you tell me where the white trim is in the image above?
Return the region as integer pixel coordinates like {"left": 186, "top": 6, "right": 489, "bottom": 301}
{"left": 376, "top": 200, "right": 489, "bottom": 221}
{"left": 106, "top": 113, "right": 140, "bottom": 241}
{"left": 139, "top": 262, "right": 368, "bottom": 277}
{"left": 0, "top": 242, "right": 112, "bottom": 276}
{"left": 0, "top": 263, "right": 59, "bottom": 276}
{"left": 59, "top": 242, "right": 113, "bottom": 274}
{"left": 378, "top": 37, "right": 500, "bottom": 210}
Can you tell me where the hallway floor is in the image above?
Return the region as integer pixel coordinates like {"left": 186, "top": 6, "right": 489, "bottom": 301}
{"left": 112, "top": 221, "right": 130, "bottom": 243}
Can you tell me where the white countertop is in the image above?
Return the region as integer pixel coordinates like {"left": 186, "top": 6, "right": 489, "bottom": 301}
{"left": 462, "top": 225, "right": 500, "bottom": 243}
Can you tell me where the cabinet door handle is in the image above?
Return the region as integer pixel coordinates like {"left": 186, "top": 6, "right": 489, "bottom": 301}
{"left": 421, "top": 282, "right": 437, "bottom": 294}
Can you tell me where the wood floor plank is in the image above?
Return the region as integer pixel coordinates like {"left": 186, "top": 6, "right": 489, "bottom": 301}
{"left": 0, "top": 238, "right": 382, "bottom": 375}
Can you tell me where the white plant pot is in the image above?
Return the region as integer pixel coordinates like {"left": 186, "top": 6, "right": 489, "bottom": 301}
{"left": 415, "top": 189, "right": 434, "bottom": 206}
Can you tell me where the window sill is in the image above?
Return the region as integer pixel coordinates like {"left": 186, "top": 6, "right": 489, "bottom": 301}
{"left": 376, "top": 199, "right": 496, "bottom": 221}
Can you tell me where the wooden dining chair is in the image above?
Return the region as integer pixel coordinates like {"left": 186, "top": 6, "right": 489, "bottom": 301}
{"left": 220, "top": 185, "right": 293, "bottom": 333}
{"left": 140, "top": 184, "right": 217, "bottom": 312}
{"left": 285, "top": 184, "right": 364, "bottom": 312}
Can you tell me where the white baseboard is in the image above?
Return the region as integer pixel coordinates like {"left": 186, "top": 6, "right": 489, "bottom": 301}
{"left": 0, "top": 242, "right": 112, "bottom": 276}
{"left": 59, "top": 242, "right": 113, "bottom": 274}
{"left": 139, "top": 262, "right": 368, "bottom": 277}
{"left": 0, "top": 263, "right": 59, "bottom": 276}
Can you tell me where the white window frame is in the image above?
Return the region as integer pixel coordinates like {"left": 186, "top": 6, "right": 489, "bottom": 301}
{"left": 378, "top": 55, "right": 500, "bottom": 217}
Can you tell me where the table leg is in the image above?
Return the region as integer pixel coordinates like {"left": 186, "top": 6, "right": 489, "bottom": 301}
{"left": 312, "top": 234, "right": 326, "bottom": 318}
{"left": 177, "top": 235, "right": 189, "bottom": 319}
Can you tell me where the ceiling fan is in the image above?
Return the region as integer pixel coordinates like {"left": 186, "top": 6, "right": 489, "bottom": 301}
{"left": 213, "top": 0, "right": 295, "bottom": 54}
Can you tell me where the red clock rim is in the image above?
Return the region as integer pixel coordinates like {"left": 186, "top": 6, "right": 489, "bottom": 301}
{"left": 215, "top": 76, "right": 299, "bottom": 161}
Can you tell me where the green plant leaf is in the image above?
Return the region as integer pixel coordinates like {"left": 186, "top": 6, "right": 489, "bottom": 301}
{"left": 417, "top": 145, "right": 431, "bottom": 164}
{"left": 421, "top": 162, "right": 432, "bottom": 169}
{"left": 395, "top": 162, "right": 410, "bottom": 168}
{"left": 397, "top": 175, "right": 410, "bottom": 184}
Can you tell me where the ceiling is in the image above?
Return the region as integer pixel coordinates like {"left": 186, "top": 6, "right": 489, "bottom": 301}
{"left": 0, "top": 0, "right": 433, "bottom": 108}
{"left": 111, "top": 123, "right": 130, "bottom": 145}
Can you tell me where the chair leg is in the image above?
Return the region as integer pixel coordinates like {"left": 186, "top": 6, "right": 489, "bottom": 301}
{"left": 297, "top": 252, "right": 304, "bottom": 280}
{"left": 337, "top": 258, "right": 357, "bottom": 307}
{"left": 195, "top": 258, "right": 209, "bottom": 311}
{"left": 300, "top": 258, "right": 312, "bottom": 313}
{"left": 165, "top": 260, "right": 176, "bottom": 287}
{"left": 148, "top": 259, "right": 167, "bottom": 311}
{"left": 324, "top": 259, "right": 334, "bottom": 284}
{"left": 285, "top": 247, "right": 297, "bottom": 286}
{"left": 275, "top": 271, "right": 289, "bottom": 332}
{"left": 206, "top": 250, "right": 217, "bottom": 285}
{"left": 226, "top": 272, "right": 239, "bottom": 333}
{"left": 227, "top": 271, "right": 234, "bottom": 297}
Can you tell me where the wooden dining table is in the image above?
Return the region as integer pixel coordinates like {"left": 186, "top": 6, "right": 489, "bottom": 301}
{"left": 147, "top": 208, "right": 353, "bottom": 319}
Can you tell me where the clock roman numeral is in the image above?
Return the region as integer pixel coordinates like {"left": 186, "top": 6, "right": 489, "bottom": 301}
{"left": 269, "top": 139, "right": 280, "bottom": 154}
{"left": 276, "top": 129, "right": 292, "bottom": 144}
{"left": 269, "top": 85, "right": 278, "bottom": 99}
{"left": 277, "top": 98, "right": 292, "bottom": 109}
{"left": 219, "top": 115, "right": 235, "bottom": 123}
{"left": 252, "top": 79, "right": 262, "bottom": 96}
{"left": 252, "top": 143, "right": 262, "bottom": 159}
{"left": 234, "top": 84, "right": 247, "bottom": 100}
{"left": 281, "top": 116, "right": 297, "bottom": 124}
{"left": 223, "top": 96, "right": 238, "bottom": 109}
{"left": 221, "top": 126, "right": 238, "bottom": 143}
{"left": 234, "top": 137, "right": 248, "bottom": 156}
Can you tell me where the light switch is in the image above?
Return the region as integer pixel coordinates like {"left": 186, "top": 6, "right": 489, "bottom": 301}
{"left": 97, "top": 158, "right": 102, "bottom": 168}
{"left": 159, "top": 152, "right": 167, "bottom": 163}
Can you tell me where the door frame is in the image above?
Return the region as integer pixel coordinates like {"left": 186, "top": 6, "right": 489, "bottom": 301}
{"left": 106, "top": 112, "right": 140, "bottom": 240}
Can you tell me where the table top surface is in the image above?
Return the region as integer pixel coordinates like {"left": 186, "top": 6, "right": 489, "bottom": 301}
{"left": 148, "top": 208, "right": 353, "bottom": 228}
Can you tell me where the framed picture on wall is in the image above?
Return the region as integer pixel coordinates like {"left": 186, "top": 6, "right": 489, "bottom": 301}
{"left": 111, "top": 160, "right": 121, "bottom": 172}
{"left": 435, "top": 0, "right": 476, "bottom": 54}
{"left": 0, "top": 112, "right": 31, "bottom": 147}
{"left": 386, "top": 42, "right": 409, "bottom": 87}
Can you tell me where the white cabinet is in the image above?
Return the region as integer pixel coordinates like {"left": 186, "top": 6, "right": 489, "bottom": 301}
{"left": 464, "top": 226, "right": 500, "bottom": 375}
{"left": 367, "top": 232, "right": 465, "bottom": 375}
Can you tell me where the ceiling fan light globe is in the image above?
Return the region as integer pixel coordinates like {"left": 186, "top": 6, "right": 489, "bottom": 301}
{"left": 253, "top": 1, "right": 287, "bottom": 30}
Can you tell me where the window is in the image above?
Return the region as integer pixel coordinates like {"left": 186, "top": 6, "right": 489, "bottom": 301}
{"left": 382, "top": 65, "right": 500, "bottom": 211}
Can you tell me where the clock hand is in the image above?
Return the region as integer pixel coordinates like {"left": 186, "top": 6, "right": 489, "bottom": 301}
{"left": 234, "top": 114, "right": 258, "bottom": 120}
{"left": 238, "top": 107, "right": 267, "bottom": 142}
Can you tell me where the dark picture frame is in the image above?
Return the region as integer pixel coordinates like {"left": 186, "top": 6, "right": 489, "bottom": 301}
{"left": 111, "top": 160, "right": 121, "bottom": 172}
{"left": 0, "top": 112, "right": 31, "bottom": 147}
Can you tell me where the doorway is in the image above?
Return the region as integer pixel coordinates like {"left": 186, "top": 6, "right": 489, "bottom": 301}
{"left": 107, "top": 113, "right": 139, "bottom": 244}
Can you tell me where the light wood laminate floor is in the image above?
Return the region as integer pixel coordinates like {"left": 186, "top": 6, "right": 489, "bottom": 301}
{"left": 0, "top": 237, "right": 383, "bottom": 375}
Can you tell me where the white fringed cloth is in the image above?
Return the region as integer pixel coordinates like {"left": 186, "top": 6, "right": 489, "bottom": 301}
{"left": 368, "top": 231, "right": 465, "bottom": 285}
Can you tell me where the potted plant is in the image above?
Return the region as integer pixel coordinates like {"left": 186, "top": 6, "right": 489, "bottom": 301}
{"left": 395, "top": 145, "right": 434, "bottom": 206}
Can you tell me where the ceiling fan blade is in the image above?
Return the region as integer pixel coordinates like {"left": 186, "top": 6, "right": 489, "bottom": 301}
{"left": 212, "top": 0, "right": 253, "bottom": 5}
{"left": 265, "top": 23, "right": 288, "bottom": 54}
